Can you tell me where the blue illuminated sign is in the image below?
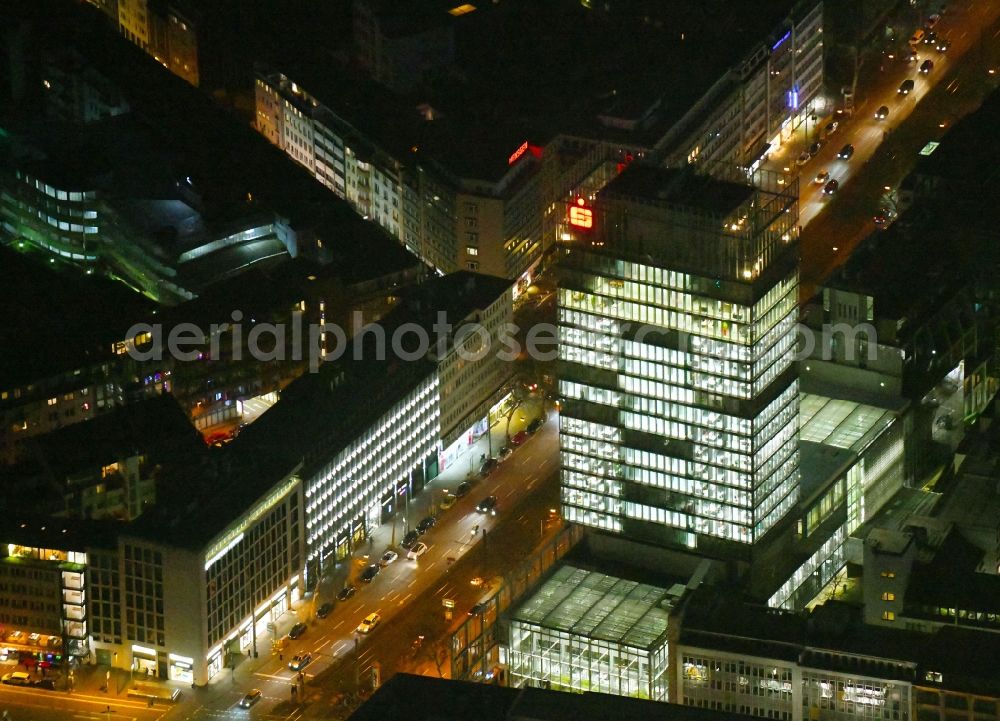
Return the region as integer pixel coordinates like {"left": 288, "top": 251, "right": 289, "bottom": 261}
{"left": 772, "top": 29, "right": 791, "bottom": 51}
{"left": 787, "top": 84, "right": 800, "bottom": 110}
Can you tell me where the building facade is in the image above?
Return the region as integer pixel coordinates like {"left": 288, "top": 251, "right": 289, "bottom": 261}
{"left": 655, "top": 1, "right": 825, "bottom": 172}
{"left": 557, "top": 165, "right": 801, "bottom": 550}
{"left": 85, "top": 0, "right": 199, "bottom": 86}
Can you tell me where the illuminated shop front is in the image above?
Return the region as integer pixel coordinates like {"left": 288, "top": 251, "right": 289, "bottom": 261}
{"left": 438, "top": 392, "right": 511, "bottom": 473}
{"left": 168, "top": 653, "right": 194, "bottom": 683}
{"left": 506, "top": 565, "right": 674, "bottom": 701}
{"left": 131, "top": 643, "right": 158, "bottom": 677}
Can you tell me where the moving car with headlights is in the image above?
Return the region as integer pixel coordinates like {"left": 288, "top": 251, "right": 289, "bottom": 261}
{"left": 837, "top": 144, "right": 854, "bottom": 160}
{"left": 240, "top": 689, "right": 262, "bottom": 708}
{"left": 814, "top": 170, "right": 830, "bottom": 185}
{"left": 288, "top": 653, "right": 312, "bottom": 671}
{"left": 357, "top": 613, "right": 381, "bottom": 634}
{"left": 875, "top": 105, "right": 889, "bottom": 120}
{"left": 920, "top": 59, "right": 934, "bottom": 74}
{"left": 898, "top": 79, "right": 915, "bottom": 95}
{"left": 476, "top": 495, "right": 499, "bottom": 515}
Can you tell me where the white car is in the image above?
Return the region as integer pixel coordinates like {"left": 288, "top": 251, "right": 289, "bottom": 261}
{"left": 379, "top": 550, "right": 398, "bottom": 567}
{"left": 356, "top": 612, "right": 381, "bottom": 634}
{"left": 813, "top": 170, "right": 830, "bottom": 185}
{"left": 407, "top": 542, "right": 428, "bottom": 560}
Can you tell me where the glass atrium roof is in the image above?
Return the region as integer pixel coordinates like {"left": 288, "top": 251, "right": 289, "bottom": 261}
{"left": 508, "top": 565, "right": 674, "bottom": 650}
{"left": 799, "top": 394, "right": 894, "bottom": 455}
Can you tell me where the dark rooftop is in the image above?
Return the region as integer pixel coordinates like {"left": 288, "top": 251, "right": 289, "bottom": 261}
{"left": 0, "top": 246, "right": 155, "bottom": 391}
{"left": 905, "top": 530, "right": 1000, "bottom": 616}
{"left": 830, "top": 89, "right": 1000, "bottom": 322}
{"left": 27, "top": 394, "right": 202, "bottom": 479}
{"left": 348, "top": 673, "right": 766, "bottom": 721}
{"left": 601, "top": 163, "right": 755, "bottom": 215}
{"left": 0, "top": 515, "right": 123, "bottom": 552}
{"left": 432, "top": 0, "right": 806, "bottom": 147}
{"left": 263, "top": 0, "right": 808, "bottom": 181}
{"left": 912, "top": 87, "right": 1000, "bottom": 186}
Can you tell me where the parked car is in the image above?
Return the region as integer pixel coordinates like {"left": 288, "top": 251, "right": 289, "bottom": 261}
{"left": 440, "top": 494, "right": 457, "bottom": 510}
{"left": 813, "top": 170, "right": 830, "bottom": 184}
{"left": 288, "top": 653, "right": 312, "bottom": 671}
{"left": 380, "top": 550, "right": 398, "bottom": 566}
{"left": 360, "top": 563, "right": 380, "bottom": 583}
{"left": 479, "top": 457, "right": 498, "bottom": 476}
{"left": 240, "top": 689, "right": 263, "bottom": 708}
{"left": 416, "top": 515, "right": 436, "bottom": 533}
{"left": 527, "top": 417, "right": 544, "bottom": 434}
{"left": 837, "top": 143, "right": 854, "bottom": 160}
{"left": 875, "top": 105, "right": 890, "bottom": 120}
{"left": 407, "top": 542, "right": 429, "bottom": 560}
{"left": 926, "top": 13, "right": 941, "bottom": 29}
{"left": 511, "top": 430, "right": 528, "bottom": 446}
{"left": 455, "top": 482, "right": 472, "bottom": 498}
{"left": 2, "top": 672, "right": 31, "bottom": 686}
{"left": 476, "top": 495, "right": 499, "bottom": 515}
{"left": 32, "top": 678, "right": 56, "bottom": 690}
{"left": 824, "top": 120, "right": 839, "bottom": 136}
{"left": 898, "top": 79, "right": 915, "bottom": 95}
{"left": 807, "top": 141, "right": 823, "bottom": 157}
{"left": 316, "top": 602, "right": 334, "bottom": 618}
{"left": 288, "top": 622, "right": 307, "bottom": 640}
{"left": 497, "top": 445, "right": 512, "bottom": 460}
{"left": 920, "top": 59, "right": 934, "bottom": 74}
{"left": 337, "top": 585, "right": 357, "bottom": 602}
{"left": 357, "top": 613, "right": 381, "bottom": 634}
{"left": 795, "top": 150, "right": 811, "bottom": 166}
{"left": 823, "top": 179, "right": 839, "bottom": 195}
{"left": 401, "top": 530, "right": 420, "bottom": 549}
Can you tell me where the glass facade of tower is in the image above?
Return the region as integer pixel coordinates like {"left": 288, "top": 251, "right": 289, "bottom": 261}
{"left": 557, "top": 169, "right": 800, "bottom": 548}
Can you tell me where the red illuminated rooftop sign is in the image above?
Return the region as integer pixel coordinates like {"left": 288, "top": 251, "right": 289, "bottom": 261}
{"left": 568, "top": 197, "right": 593, "bottom": 230}
{"left": 508, "top": 141, "right": 543, "bottom": 166}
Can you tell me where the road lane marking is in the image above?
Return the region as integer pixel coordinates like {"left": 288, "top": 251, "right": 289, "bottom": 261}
{"left": 402, "top": 592, "right": 413, "bottom": 604}
{"left": 408, "top": 577, "right": 418, "bottom": 588}
{"left": 332, "top": 620, "right": 344, "bottom": 630}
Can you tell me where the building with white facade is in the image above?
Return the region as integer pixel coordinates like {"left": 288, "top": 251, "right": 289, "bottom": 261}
{"left": 671, "top": 588, "right": 1000, "bottom": 721}
{"left": 557, "top": 164, "right": 801, "bottom": 551}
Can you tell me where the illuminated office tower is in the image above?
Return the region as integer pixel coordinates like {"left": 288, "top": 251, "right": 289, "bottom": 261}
{"left": 558, "top": 165, "right": 800, "bottom": 551}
